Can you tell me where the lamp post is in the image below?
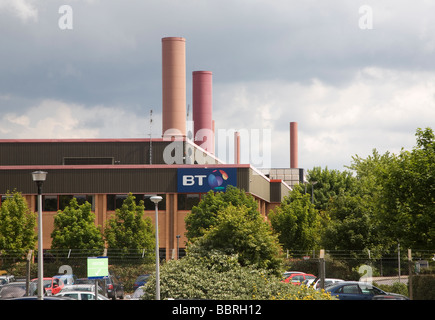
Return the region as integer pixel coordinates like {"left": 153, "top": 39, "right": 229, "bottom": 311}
{"left": 176, "top": 235, "right": 181, "bottom": 260}
{"left": 32, "top": 171, "right": 47, "bottom": 300}
{"left": 150, "top": 195, "right": 163, "bottom": 300}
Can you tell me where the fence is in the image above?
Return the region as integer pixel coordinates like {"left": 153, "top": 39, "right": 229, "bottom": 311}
{"left": 1, "top": 248, "right": 433, "bottom": 286}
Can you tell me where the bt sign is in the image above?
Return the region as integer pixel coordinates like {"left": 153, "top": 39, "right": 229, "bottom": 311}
{"left": 177, "top": 168, "right": 237, "bottom": 193}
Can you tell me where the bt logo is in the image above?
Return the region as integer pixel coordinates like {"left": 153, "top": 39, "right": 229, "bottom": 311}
{"left": 178, "top": 169, "right": 233, "bottom": 192}
{"left": 182, "top": 175, "right": 207, "bottom": 186}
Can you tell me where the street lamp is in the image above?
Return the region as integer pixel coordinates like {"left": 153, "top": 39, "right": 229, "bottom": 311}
{"left": 150, "top": 195, "right": 162, "bottom": 300}
{"left": 32, "top": 171, "right": 47, "bottom": 300}
{"left": 176, "top": 235, "right": 181, "bottom": 260}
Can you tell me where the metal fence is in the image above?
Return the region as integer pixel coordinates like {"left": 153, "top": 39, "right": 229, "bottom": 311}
{"left": 1, "top": 248, "right": 433, "bottom": 285}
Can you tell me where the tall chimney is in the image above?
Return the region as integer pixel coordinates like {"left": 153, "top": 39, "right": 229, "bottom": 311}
{"left": 234, "top": 131, "right": 241, "bottom": 164}
{"left": 162, "top": 37, "right": 186, "bottom": 137}
{"left": 192, "top": 71, "right": 213, "bottom": 153}
{"left": 290, "top": 122, "right": 298, "bottom": 168}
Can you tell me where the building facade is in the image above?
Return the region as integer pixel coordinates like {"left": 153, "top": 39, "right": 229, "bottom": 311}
{"left": 0, "top": 138, "right": 291, "bottom": 260}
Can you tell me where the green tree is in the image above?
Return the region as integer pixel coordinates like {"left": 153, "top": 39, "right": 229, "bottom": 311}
{"left": 269, "top": 185, "right": 321, "bottom": 254}
{"left": 321, "top": 192, "right": 384, "bottom": 256}
{"left": 0, "top": 191, "right": 36, "bottom": 257}
{"left": 104, "top": 193, "right": 155, "bottom": 259}
{"left": 185, "top": 186, "right": 259, "bottom": 241}
{"left": 190, "top": 205, "right": 283, "bottom": 275}
{"left": 380, "top": 127, "right": 435, "bottom": 249}
{"left": 51, "top": 198, "right": 104, "bottom": 255}
{"left": 306, "top": 166, "right": 357, "bottom": 211}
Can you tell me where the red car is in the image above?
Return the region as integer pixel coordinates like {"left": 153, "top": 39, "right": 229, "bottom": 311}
{"left": 31, "top": 277, "right": 64, "bottom": 295}
{"left": 283, "top": 273, "right": 316, "bottom": 285}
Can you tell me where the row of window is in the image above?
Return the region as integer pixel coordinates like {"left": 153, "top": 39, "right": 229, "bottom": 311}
{"left": 0, "top": 194, "right": 204, "bottom": 212}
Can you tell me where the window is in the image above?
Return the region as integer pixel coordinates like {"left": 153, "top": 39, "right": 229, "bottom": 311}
{"left": 43, "top": 195, "right": 58, "bottom": 211}
{"left": 81, "top": 293, "right": 94, "bottom": 300}
{"left": 63, "top": 157, "right": 114, "bottom": 165}
{"left": 177, "top": 194, "right": 200, "bottom": 210}
{"left": 107, "top": 194, "right": 166, "bottom": 211}
{"left": 359, "top": 284, "right": 383, "bottom": 295}
{"left": 36, "top": 195, "right": 94, "bottom": 211}
{"left": 107, "top": 194, "right": 127, "bottom": 211}
{"left": 144, "top": 194, "right": 166, "bottom": 210}
{"left": 64, "top": 293, "right": 79, "bottom": 300}
{"left": 340, "top": 285, "right": 360, "bottom": 294}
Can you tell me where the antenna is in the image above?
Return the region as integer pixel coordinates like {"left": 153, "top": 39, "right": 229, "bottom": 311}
{"left": 149, "top": 109, "right": 153, "bottom": 164}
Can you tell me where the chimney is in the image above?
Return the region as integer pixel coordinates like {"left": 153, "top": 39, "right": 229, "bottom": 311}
{"left": 192, "top": 71, "right": 214, "bottom": 153}
{"left": 290, "top": 122, "right": 298, "bottom": 168}
{"left": 234, "top": 131, "right": 241, "bottom": 164}
{"left": 162, "top": 37, "right": 186, "bottom": 137}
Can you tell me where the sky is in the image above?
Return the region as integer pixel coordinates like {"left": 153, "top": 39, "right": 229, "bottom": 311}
{"left": 0, "top": 0, "right": 434, "bottom": 171}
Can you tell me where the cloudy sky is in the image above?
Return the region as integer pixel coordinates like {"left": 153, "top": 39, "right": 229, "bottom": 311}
{"left": 1, "top": 0, "right": 434, "bottom": 171}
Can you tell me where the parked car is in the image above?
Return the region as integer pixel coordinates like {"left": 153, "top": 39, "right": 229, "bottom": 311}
{"left": 0, "top": 282, "right": 37, "bottom": 299}
{"left": 55, "top": 290, "right": 110, "bottom": 300}
{"left": 325, "top": 281, "right": 409, "bottom": 300}
{"left": 282, "top": 271, "right": 305, "bottom": 279}
{"left": 7, "top": 295, "right": 76, "bottom": 300}
{"left": 129, "top": 286, "right": 145, "bottom": 300}
{"left": 60, "top": 284, "right": 104, "bottom": 295}
{"left": 103, "top": 274, "right": 124, "bottom": 300}
{"left": 302, "top": 277, "right": 344, "bottom": 290}
{"left": 31, "top": 277, "right": 64, "bottom": 295}
{"left": 53, "top": 274, "right": 77, "bottom": 286}
{"left": 283, "top": 273, "right": 316, "bottom": 285}
{"left": 133, "top": 274, "right": 150, "bottom": 291}
{"left": 0, "top": 275, "right": 15, "bottom": 285}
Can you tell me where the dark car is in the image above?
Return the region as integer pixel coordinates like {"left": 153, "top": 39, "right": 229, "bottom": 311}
{"left": 105, "top": 274, "right": 124, "bottom": 300}
{"left": 133, "top": 274, "right": 150, "bottom": 291}
{"left": 325, "top": 281, "right": 409, "bottom": 300}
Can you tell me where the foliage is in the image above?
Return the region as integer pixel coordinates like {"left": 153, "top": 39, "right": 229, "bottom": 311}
{"left": 269, "top": 185, "right": 321, "bottom": 254}
{"left": 0, "top": 191, "right": 36, "bottom": 257}
{"left": 142, "top": 250, "right": 334, "bottom": 300}
{"left": 374, "top": 281, "right": 409, "bottom": 298}
{"left": 185, "top": 186, "right": 259, "bottom": 241}
{"left": 51, "top": 198, "right": 104, "bottom": 255}
{"left": 104, "top": 193, "right": 155, "bottom": 260}
{"left": 378, "top": 128, "right": 435, "bottom": 249}
{"left": 306, "top": 167, "right": 357, "bottom": 211}
{"left": 189, "top": 205, "right": 283, "bottom": 275}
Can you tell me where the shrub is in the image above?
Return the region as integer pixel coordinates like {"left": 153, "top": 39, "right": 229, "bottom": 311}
{"left": 142, "top": 251, "right": 335, "bottom": 300}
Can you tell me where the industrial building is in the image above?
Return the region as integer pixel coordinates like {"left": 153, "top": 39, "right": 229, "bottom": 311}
{"left": 0, "top": 37, "right": 302, "bottom": 260}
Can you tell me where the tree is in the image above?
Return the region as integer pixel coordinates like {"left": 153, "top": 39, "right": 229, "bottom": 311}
{"left": 320, "top": 192, "right": 384, "bottom": 256}
{"left": 0, "top": 191, "right": 36, "bottom": 257}
{"left": 104, "top": 193, "right": 155, "bottom": 260}
{"left": 379, "top": 128, "right": 435, "bottom": 249}
{"left": 190, "top": 205, "right": 283, "bottom": 275}
{"left": 185, "top": 186, "right": 259, "bottom": 241}
{"left": 306, "top": 166, "right": 357, "bottom": 211}
{"left": 51, "top": 198, "right": 104, "bottom": 255}
{"left": 269, "top": 185, "right": 321, "bottom": 254}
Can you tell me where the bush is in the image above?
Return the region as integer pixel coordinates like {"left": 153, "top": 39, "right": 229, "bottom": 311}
{"left": 142, "top": 251, "right": 335, "bottom": 300}
{"left": 375, "top": 282, "right": 409, "bottom": 298}
{"left": 411, "top": 275, "right": 435, "bottom": 300}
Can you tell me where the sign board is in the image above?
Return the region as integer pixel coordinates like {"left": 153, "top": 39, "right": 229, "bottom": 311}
{"left": 177, "top": 168, "right": 237, "bottom": 193}
{"left": 87, "top": 256, "right": 109, "bottom": 279}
